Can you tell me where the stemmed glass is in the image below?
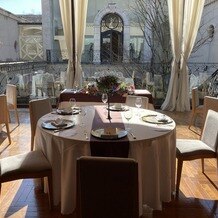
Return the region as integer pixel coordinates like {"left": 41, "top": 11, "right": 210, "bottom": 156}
{"left": 124, "top": 108, "right": 133, "bottom": 131}
{"left": 102, "top": 93, "right": 108, "bottom": 115}
{"left": 135, "top": 97, "right": 142, "bottom": 116}
{"left": 101, "top": 93, "right": 108, "bottom": 104}
{"left": 69, "top": 98, "right": 76, "bottom": 111}
{"left": 80, "top": 107, "right": 87, "bottom": 126}
{"left": 74, "top": 81, "right": 79, "bottom": 93}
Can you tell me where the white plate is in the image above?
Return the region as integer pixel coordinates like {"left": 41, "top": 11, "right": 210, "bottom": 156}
{"left": 141, "top": 115, "right": 173, "bottom": 124}
{"left": 57, "top": 108, "right": 80, "bottom": 115}
{"left": 91, "top": 128, "right": 127, "bottom": 139}
{"left": 108, "top": 105, "right": 128, "bottom": 111}
{"left": 41, "top": 119, "right": 75, "bottom": 130}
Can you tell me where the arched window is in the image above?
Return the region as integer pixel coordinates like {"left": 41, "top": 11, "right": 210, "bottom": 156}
{"left": 101, "top": 13, "right": 123, "bottom": 63}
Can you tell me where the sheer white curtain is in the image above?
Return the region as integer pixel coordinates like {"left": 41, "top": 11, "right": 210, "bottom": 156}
{"left": 74, "top": 0, "right": 88, "bottom": 87}
{"left": 59, "top": 0, "right": 88, "bottom": 89}
{"left": 161, "top": 0, "right": 205, "bottom": 111}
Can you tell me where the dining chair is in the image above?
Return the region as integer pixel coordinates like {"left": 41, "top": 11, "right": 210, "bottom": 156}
{"left": 42, "top": 73, "right": 55, "bottom": 97}
{"left": 29, "top": 98, "right": 52, "bottom": 151}
{"left": 125, "top": 95, "right": 149, "bottom": 109}
{"left": 203, "top": 96, "right": 218, "bottom": 123}
{"left": 188, "top": 87, "right": 204, "bottom": 129}
{"left": 176, "top": 110, "right": 218, "bottom": 195}
{"left": 6, "top": 84, "right": 19, "bottom": 125}
{"left": 0, "top": 95, "right": 11, "bottom": 144}
{"left": 35, "top": 73, "right": 44, "bottom": 97}
{"left": 77, "top": 156, "right": 139, "bottom": 218}
{"left": 0, "top": 150, "right": 53, "bottom": 210}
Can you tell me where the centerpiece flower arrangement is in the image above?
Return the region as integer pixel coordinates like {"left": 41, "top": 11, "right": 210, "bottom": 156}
{"left": 96, "top": 75, "right": 128, "bottom": 120}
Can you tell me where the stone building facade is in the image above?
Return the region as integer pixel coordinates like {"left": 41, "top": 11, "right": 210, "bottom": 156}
{"left": 0, "top": 7, "right": 43, "bottom": 62}
{"left": 42, "top": 0, "right": 146, "bottom": 63}
{"left": 0, "top": 7, "right": 22, "bottom": 62}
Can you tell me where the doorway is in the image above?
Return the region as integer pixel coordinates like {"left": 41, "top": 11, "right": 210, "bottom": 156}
{"left": 101, "top": 13, "right": 123, "bottom": 63}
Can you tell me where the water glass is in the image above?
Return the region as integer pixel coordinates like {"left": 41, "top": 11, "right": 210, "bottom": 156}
{"left": 74, "top": 81, "right": 79, "bottom": 92}
{"left": 69, "top": 98, "right": 76, "bottom": 109}
{"left": 135, "top": 97, "right": 142, "bottom": 116}
{"left": 80, "top": 107, "right": 87, "bottom": 126}
{"left": 101, "top": 93, "right": 108, "bottom": 104}
{"left": 124, "top": 108, "right": 133, "bottom": 131}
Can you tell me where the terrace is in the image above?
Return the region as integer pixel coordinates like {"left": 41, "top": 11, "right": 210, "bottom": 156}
{"left": 0, "top": 22, "right": 217, "bottom": 217}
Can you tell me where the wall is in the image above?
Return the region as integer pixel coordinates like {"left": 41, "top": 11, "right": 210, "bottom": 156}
{"left": 0, "top": 8, "right": 21, "bottom": 62}
{"left": 190, "top": 1, "right": 218, "bottom": 64}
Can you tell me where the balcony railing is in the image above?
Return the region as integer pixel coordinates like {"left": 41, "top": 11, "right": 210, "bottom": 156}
{"left": 0, "top": 56, "right": 217, "bottom": 106}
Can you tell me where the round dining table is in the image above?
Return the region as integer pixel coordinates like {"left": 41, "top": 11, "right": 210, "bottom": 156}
{"left": 35, "top": 103, "right": 176, "bottom": 216}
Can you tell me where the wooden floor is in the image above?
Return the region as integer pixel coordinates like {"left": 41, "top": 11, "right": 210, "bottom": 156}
{"left": 0, "top": 108, "right": 217, "bottom": 218}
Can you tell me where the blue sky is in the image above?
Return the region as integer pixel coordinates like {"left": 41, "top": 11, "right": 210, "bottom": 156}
{"left": 0, "top": 0, "right": 41, "bottom": 14}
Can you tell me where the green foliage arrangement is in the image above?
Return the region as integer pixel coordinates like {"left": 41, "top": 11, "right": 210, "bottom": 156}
{"left": 82, "top": 75, "right": 134, "bottom": 96}
{"left": 96, "top": 75, "right": 120, "bottom": 94}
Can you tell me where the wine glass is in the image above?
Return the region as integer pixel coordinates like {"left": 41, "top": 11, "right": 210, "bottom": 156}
{"left": 74, "top": 81, "right": 79, "bottom": 93}
{"left": 124, "top": 108, "right": 133, "bottom": 131}
{"left": 80, "top": 107, "right": 87, "bottom": 127}
{"left": 102, "top": 93, "right": 108, "bottom": 113}
{"left": 101, "top": 93, "right": 108, "bottom": 104}
{"left": 69, "top": 98, "right": 76, "bottom": 110}
{"left": 135, "top": 97, "right": 142, "bottom": 116}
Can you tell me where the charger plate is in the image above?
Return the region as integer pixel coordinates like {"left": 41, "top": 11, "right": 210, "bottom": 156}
{"left": 91, "top": 128, "right": 127, "bottom": 139}
{"left": 57, "top": 108, "right": 80, "bottom": 115}
{"left": 107, "top": 105, "right": 128, "bottom": 111}
{"left": 42, "top": 119, "right": 75, "bottom": 130}
{"left": 142, "top": 115, "right": 173, "bottom": 124}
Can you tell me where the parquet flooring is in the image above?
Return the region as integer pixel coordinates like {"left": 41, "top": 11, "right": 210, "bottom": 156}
{"left": 0, "top": 108, "right": 217, "bottom": 218}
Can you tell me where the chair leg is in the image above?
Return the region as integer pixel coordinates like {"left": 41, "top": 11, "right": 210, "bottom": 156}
{"left": 41, "top": 178, "right": 44, "bottom": 190}
{"left": 201, "top": 158, "right": 205, "bottom": 173}
{"left": 15, "top": 108, "right": 20, "bottom": 125}
{"left": 47, "top": 172, "right": 53, "bottom": 210}
{"left": 188, "top": 112, "right": 195, "bottom": 129}
{"left": 5, "top": 123, "right": 11, "bottom": 145}
{"left": 31, "top": 135, "right": 34, "bottom": 151}
{"left": 176, "top": 159, "right": 183, "bottom": 195}
{"left": 8, "top": 111, "right": 11, "bottom": 123}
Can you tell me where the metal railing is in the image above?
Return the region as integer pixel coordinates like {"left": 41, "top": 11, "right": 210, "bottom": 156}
{"left": 1, "top": 59, "right": 217, "bottom": 106}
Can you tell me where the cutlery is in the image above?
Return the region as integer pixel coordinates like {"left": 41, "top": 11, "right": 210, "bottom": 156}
{"left": 54, "top": 128, "right": 66, "bottom": 133}
{"left": 128, "top": 131, "right": 136, "bottom": 139}
{"left": 84, "top": 131, "right": 89, "bottom": 140}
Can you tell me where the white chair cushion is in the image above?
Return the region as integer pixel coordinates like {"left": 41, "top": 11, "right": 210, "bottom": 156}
{"left": 0, "top": 151, "right": 51, "bottom": 177}
{"left": 176, "top": 139, "right": 215, "bottom": 158}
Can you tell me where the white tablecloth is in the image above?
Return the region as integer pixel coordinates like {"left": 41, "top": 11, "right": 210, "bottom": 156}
{"left": 35, "top": 104, "right": 176, "bottom": 215}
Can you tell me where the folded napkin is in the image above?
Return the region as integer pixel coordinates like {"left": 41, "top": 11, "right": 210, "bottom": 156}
{"left": 57, "top": 107, "right": 81, "bottom": 115}
{"left": 51, "top": 118, "right": 67, "bottom": 127}
{"left": 57, "top": 108, "right": 72, "bottom": 115}
{"left": 72, "top": 108, "right": 81, "bottom": 114}
{"left": 156, "top": 115, "right": 171, "bottom": 123}
{"left": 100, "top": 127, "right": 118, "bottom": 139}
{"left": 114, "top": 103, "right": 122, "bottom": 109}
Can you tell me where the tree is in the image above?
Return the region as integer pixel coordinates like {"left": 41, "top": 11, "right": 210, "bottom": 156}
{"left": 130, "top": 0, "right": 214, "bottom": 93}
{"left": 130, "top": 0, "right": 172, "bottom": 78}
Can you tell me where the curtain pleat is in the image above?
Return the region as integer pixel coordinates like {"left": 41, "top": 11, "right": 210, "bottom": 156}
{"left": 59, "top": 0, "right": 88, "bottom": 88}
{"left": 162, "top": 0, "right": 205, "bottom": 111}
